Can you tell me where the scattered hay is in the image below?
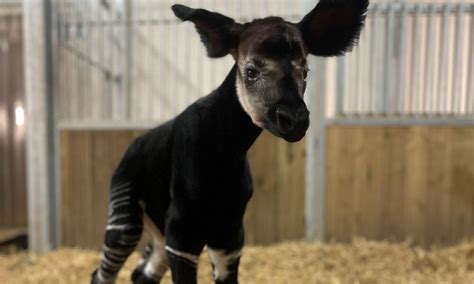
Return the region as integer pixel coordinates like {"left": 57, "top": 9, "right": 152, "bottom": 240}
{"left": 1, "top": 239, "right": 474, "bottom": 284}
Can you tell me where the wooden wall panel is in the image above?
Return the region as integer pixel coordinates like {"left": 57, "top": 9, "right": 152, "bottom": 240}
{"left": 326, "top": 127, "right": 474, "bottom": 245}
{"left": 60, "top": 130, "right": 143, "bottom": 249}
{"left": 60, "top": 130, "right": 306, "bottom": 248}
{"left": 0, "top": 14, "right": 26, "bottom": 228}
{"left": 61, "top": 126, "right": 474, "bottom": 248}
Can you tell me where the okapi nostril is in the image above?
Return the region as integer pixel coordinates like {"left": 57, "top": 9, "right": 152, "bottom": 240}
{"left": 276, "top": 110, "right": 295, "bottom": 132}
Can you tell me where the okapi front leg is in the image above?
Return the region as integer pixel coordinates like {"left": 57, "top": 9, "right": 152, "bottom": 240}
{"left": 165, "top": 205, "right": 205, "bottom": 284}
{"left": 208, "top": 248, "right": 242, "bottom": 284}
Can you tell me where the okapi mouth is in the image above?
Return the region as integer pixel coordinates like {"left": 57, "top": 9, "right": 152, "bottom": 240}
{"left": 266, "top": 105, "right": 310, "bottom": 143}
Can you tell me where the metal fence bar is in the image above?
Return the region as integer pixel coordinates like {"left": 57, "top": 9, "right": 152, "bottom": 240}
{"left": 327, "top": 116, "right": 474, "bottom": 127}
{"left": 411, "top": 4, "right": 423, "bottom": 114}
{"left": 397, "top": 5, "right": 408, "bottom": 114}
{"left": 437, "top": 4, "right": 450, "bottom": 114}
{"left": 424, "top": 4, "right": 436, "bottom": 114}
{"left": 452, "top": 3, "right": 465, "bottom": 115}
{"left": 469, "top": 5, "right": 474, "bottom": 113}
{"left": 336, "top": 57, "right": 344, "bottom": 116}
{"left": 384, "top": 3, "right": 395, "bottom": 115}
{"left": 370, "top": 5, "right": 380, "bottom": 114}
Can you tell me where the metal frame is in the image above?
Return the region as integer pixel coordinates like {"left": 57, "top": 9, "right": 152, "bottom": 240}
{"left": 328, "top": 116, "right": 474, "bottom": 127}
{"left": 0, "top": 0, "right": 21, "bottom": 15}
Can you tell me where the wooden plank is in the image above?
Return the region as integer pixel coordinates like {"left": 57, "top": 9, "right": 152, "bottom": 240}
{"left": 59, "top": 130, "right": 72, "bottom": 247}
{"left": 0, "top": 227, "right": 27, "bottom": 244}
{"left": 275, "top": 138, "right": 305, "bottom": 241}
{"left": 381, "top": 128, "right": 408, "bottom": 241}
{"left": 449, "top": 128, "right": 474, "bottom": 240}
{"left": 60, "top": 130, "right": 145, "bottom": 248}
{"left": 247, "top": 132, "right": 278, "bottom": 244}
{"left": 326, "top": 126, "right": 474, "bottom": 245}
{"left": 326, "top": 127, "right": 354, "bottom": 242}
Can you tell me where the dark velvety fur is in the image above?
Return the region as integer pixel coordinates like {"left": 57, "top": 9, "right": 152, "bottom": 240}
{"left": 298, "top": 0, "right": 369, "bottom": 56}
{"left": 172, "top": 4, "right": 243, "bottom": 58}
{"left": 133, "top": 65, "right": 260, "bottom": 253}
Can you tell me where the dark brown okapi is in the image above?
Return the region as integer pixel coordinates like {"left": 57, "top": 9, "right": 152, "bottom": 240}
{"left": 91, "top": 1, "right": 369, "bottom": 283}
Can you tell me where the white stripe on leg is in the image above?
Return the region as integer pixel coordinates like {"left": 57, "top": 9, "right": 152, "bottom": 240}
{"left": 207, "top": 248, "right": 241, "bottom": 281}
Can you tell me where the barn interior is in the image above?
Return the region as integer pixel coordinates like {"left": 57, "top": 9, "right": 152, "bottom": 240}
{"left": 0, "top": 0, "right": 474, "bottom": 283}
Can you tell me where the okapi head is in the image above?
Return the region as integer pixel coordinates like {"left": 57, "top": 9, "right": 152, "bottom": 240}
{"left": 172, "top": 0, "right": 369, "bottom": 142}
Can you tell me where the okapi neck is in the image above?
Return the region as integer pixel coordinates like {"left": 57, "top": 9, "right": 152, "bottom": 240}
{"left": 214, "top": 64, "right": 262, "bottom": 154}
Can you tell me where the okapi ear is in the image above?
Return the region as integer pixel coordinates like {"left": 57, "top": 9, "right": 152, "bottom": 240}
{"left": 172, "top": 4, "right": 243, "bottom": 58}
{"left": 298, "top": 0, "right": 369, "bottom": 57}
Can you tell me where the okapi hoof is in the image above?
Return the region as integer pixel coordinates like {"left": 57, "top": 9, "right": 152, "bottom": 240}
{"left": 131, "top": 266, "right": 158, "bottom": 284}
{"left": 90, "top": 270, "right": 101, "bottom": 284}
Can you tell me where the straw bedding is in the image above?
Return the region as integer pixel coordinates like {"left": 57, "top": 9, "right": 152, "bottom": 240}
{"left": 1, "top": 239, "right": 473, "bottom": 284}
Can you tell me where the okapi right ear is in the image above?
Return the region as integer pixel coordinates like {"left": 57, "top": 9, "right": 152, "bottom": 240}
{"left": 172, "top": 4, "right": 243, "bottom": 58}
{"left": 298, "top": 0, "right": 369, "bottom": 57}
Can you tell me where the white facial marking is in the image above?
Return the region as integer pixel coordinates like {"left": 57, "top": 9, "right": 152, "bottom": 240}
{"left": 236, "top": 69, "right": 266, "bottom": 128}
{"left": 143, "top": 214, "right": 169, "bottom": 280}
{"left": 207, "top": 248, "right": 242, "bottom": 281}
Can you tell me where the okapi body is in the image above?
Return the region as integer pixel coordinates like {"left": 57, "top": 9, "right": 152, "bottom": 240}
{"left": 91, "top": 1, "right": 368, "bottom": 283}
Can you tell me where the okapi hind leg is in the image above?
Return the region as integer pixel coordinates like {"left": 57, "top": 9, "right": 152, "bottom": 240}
{"left": 91, "top": 180, "right": 144, "bottom": 284}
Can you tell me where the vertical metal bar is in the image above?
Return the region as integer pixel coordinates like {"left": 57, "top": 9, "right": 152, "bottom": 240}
{"left": 49, "top": 0, "right": 62, "bottom": 248}
{"left": 158, "top": 0, "right": 165, "bottom": 122}
{"left": 123, "top": 0, "right": 132, "bottom": 120}
{"left": 384, "top": 3, "right": 395, "bottom": 115}
{"left": 424, "top": 4, "right": 436, "bottom": 115}
{"left": 452, "top": 3, "right": 465, "bottom": 115}
{"left": 148, "top": 0, "right": 153, "bottom": 121}
{"left": 304, "top": 0, "right": 326, "bottom": 241}
{"left": 336, "top": 57, "right": 344, "bottom": 116}
{"left": 397, "top": 4, "right": 407, "bottom": 114}
{"left": 469, "top": 5, "right": 474, "bottom": 114}
{"left": 24, "top": 0, "right": 57, "bottom": 252}
{"left": 305, "top": 57, "right": 327, "bottom": 242}
{"left": 410, "top": 4, "right": 422, "bottom": 115}
{"left": 359, "top": 16, "right": 371, "bottom": 115}
{"left": 438, "top": 4, "right": 450, "bottom": 114}
{"left": 369, "top": 4, "right": 378, "bottom": 114}
{"left": 99, "top": 1, "right": 106, "bottom": 120}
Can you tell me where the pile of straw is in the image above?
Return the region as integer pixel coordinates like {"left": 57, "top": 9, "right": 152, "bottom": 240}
{"left": 1, "top": 239, "right": 473, "bottom": 283}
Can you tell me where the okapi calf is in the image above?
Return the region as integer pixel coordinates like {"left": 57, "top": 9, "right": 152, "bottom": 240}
{"left": 91, "top": 1, "right": 368, "bottom": 283}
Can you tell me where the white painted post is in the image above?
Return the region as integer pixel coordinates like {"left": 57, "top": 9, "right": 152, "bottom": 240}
{"left": 303, "top": 0, "right": 327, "bottom": 242}
{"left": 23, "top": 0, "right": 56, "bottom": 252}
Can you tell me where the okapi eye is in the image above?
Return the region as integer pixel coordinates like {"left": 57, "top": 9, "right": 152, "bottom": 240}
{"left": 246, "top": 68, "right": 259, "bottom": 82}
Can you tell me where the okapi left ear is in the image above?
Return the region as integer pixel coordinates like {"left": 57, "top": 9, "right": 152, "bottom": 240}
{"left": 172, "top": 4, "right": 243, "bottom": 58}
{"left": 298, "top": 0, "right": 369, "bottom": 57}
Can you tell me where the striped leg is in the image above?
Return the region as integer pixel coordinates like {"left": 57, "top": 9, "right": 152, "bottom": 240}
{"left": 91, "top": 181, "right": 143, "bottom": 284}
